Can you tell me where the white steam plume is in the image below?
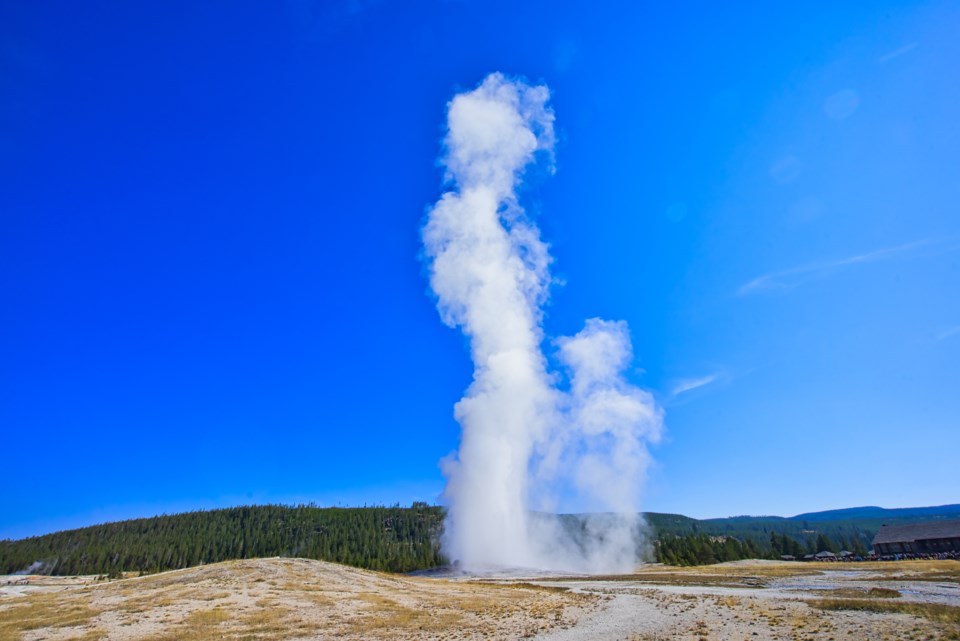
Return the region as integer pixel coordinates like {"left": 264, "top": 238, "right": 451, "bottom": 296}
{"left": 422, "top": 73, "right": 662, "bottom": 573}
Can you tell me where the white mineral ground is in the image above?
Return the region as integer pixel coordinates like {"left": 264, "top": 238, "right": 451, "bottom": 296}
{"left": 1, "top": 558, "right": 958, "bottom": 640}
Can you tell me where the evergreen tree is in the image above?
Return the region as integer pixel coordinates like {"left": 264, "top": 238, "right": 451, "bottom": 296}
{"left": 815, "top": 533, "right": 836, "bottom": 553}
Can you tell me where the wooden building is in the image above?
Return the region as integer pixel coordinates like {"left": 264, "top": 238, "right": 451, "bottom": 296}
{"left": 872, "top": 520, "right": 960, "bottom": 555}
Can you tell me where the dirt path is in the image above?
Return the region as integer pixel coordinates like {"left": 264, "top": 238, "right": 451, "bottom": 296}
{"left": 535, "top": 592, "right": 676, "bottom": 640}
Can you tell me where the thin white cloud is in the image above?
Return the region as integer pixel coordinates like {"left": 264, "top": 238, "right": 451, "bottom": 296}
{"left": 936, "top": 326, "right": 960, "bottom": 341}
{"left": 878, "top": 42, "right": 919, "bottom": 64}
{"left": 738, "top": 239, "right": 943, "bottom": 296}
{"left": 670, "top": 374, "right": 718, "bottom": 397}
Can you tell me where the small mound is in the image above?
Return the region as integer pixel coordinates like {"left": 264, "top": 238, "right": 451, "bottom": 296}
{"left": 712, "top": 559, "right": 795, "bottom": 567}
{"left": 0, "top": 557, "right": 595, "bottom": 641}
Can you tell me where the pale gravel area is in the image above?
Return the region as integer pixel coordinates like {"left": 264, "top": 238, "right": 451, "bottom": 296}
{"left": 1, "top": 558, "right": 958, "bottom": 640}
{"left": 530, "top": 561, "right": 960, "bottom": 640}
{"left": 0, "top": 575, "right": 97, "bottom": 598}
{"left": 531, "top": 581, "right": 950, "bottom": 641}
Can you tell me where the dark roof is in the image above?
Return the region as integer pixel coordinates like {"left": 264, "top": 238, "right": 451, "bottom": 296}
{"left": 872, "top": 520, "right": 960, "bottom": 545}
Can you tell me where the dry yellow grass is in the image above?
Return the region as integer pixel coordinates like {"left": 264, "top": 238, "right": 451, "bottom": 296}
{"left": 816, "top": 587, "right": 902, "bottom": 599}
{"left": 542, "top": 570, "right": 772, "bottom": 588}
{"left": 654, "top": 559, "right": 959, "bottom": 577}
{"left": 711, "top": 594, "right": 741, "bottom": 608}
{"left": 546, "top": 559, "right": 960, "bottom": 589}
{"left": 809, "top": 598, "right": 960, "bottom": 638}
{"left": 232, "top": 605, "right": 303, "bottom": 641}
{"left": 137, "top": 607, "right": 234, "bottom": 641}
{"left": 475, "top": 580, "right": 572, "bottom": 594}
{"left": 0, "top": 592, "right": 101, "bottom": 641}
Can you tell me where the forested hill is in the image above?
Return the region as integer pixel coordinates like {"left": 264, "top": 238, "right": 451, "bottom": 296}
{"left": 0, "top": 504, "right": 444, "bottom": 576}
{"left": 3, "top": 503, "right": 957, "bottom": 575}
{"left": 645, "top": 503, "right": 960, "bottom": 541}
{"left": 645, "top": 504, "right": 960, "bottom": 565}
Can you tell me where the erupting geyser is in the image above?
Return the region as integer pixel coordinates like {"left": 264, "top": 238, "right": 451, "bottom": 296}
{"left": 422, "top": 73, "right": 663, "bottom": 573}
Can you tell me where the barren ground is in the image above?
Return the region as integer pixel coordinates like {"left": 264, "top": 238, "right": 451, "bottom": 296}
{"left": 1, "top": 558, "right": 958, "bottom": 640}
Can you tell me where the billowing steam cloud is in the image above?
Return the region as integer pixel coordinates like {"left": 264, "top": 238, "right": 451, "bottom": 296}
{"left": 422, "top": 73, "right": 662, "bottom": 573}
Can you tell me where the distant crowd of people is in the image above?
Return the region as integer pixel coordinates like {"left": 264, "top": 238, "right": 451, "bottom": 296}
{"left": 871, "top": 551, "right": 960, "bottom": 562}
{"left": 813, "top": 551, "right": 960, "bottom": 562}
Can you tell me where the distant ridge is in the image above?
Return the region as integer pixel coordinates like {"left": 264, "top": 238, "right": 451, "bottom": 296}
{"left": 790, "top": 504, "right": 960, "bottom": 522}
{"left": 643, "top": 503, "right": 960, "bottom": 555}
{"left": 641, "top": 504, "right": 960, "bottom": 525}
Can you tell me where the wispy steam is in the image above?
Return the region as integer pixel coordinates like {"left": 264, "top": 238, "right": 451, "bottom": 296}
{"left": 16, "top": 560, "right": 50, "bottom": 575}
{"left": 422, "top": 73, "right": 662, "bottom": 573}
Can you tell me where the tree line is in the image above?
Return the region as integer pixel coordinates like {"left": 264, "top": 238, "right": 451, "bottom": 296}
{"left": 0, "top": 504, "right": 443, "bottom": 577}
{"left": 1, "top": 505, "right": 884, "bottom": 575}
{"left": 656, "top": 530, "right": 871, "bottom": 566}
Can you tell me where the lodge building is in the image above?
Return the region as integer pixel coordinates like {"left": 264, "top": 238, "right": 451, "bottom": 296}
{"left": 872, "top": 520, "right": 960, "bottom": 555}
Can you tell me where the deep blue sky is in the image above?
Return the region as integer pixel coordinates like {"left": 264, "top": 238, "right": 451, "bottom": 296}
{"left": 3, "top": 1, "right": 958, "bottom": 540}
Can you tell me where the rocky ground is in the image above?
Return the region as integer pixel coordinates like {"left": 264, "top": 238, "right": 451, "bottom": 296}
{"left": 1, "top": 558, "right": 957, "bottom": 640}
